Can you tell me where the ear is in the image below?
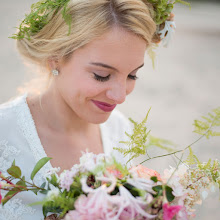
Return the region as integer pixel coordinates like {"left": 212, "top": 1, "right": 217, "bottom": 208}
{"left": 47, "top": 58, "right": 59, "bottom": 71}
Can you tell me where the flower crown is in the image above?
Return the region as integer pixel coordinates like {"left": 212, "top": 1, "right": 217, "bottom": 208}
{"left": 11, "top": 0, "right": 190, "bottom": 46}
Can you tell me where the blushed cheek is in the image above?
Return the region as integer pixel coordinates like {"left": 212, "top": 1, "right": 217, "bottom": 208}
{"left": 126, "top": 81, "right": 136, "bottom": 96}
{"left": 81, "top": 81, "right": 105, "bottom": 100}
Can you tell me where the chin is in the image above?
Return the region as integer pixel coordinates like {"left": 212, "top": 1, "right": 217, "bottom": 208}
{"left": 87, "top": 112, "right": 111, "bottom": 124}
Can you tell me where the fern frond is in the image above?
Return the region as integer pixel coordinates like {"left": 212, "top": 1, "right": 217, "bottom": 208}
{"left": 146, "top": 135, "right": 177, "bottom": 152}
{"left": 175, "top": 0, "right": 191, "bottom": 8}
{"left": 147, "top": 44, "right": 158, "bottom": 69}
{"left": 193, "top": 107, "right": 220, "bottom": 139}
{"left": 185, "top": 147, "right": 200, "bottom": 165}
{"left": 114, "top": 108, "right": 152, "bottom": 164}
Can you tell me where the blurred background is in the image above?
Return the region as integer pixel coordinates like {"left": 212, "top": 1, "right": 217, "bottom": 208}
{"left": 0, "top": 0, "right": 219, "bottom": 219}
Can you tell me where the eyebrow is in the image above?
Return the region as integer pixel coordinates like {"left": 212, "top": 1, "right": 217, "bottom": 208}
{"left": 89, "top": 62, "right": 144, "bottom": 73}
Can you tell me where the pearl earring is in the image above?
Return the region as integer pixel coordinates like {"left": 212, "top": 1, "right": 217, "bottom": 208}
{"left": 52, "top": 69, "right": 59, "bottom": 76}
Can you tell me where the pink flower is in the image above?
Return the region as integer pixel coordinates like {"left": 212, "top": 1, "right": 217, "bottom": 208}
{"left": 0, "top": 182, "right": 2, "bottom": 204}
{"left": 163, "top": 203, "right": 182, "bottom": 220}
{"left": 118, "top": 185, "right": 156, "bottom": 219}
{"left": 59, "top": 169, "right": 77, "bottom": 191}
{"left": 64, "top": 186, "right": 123, "bottom": 220}
{"left": 106, "top": 165, "right": 124, "bottom": 179}
{"left": 130, "top": 165, "right": 162, "bottom": 181}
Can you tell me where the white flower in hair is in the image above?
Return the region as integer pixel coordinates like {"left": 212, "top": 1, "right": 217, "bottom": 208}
{"left": 158, "top": 20, "right": 176, "bottom": 47}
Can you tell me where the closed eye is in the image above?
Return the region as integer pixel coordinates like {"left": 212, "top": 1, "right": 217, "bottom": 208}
{"left": 93, "top": 73, "right": 110, "bottom": 82}
{"left": 93, "top": 73, "right": 138, "bottom": 82}
{"left": 128, "top": 75, "right": 138, "bottom": 80}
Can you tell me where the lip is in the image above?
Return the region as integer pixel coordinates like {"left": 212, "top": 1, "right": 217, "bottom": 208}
{"left": 92, "top": 100, "right": 116, "bottom": 112}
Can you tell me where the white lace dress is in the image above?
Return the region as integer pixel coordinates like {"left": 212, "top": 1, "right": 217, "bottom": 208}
{"left": 0, "top": 94, "right": 132, "bottom": 220}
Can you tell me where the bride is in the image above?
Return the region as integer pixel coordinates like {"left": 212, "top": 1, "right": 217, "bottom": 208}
{"left": 0, "top": 0, "right": 161, "bottom": 219}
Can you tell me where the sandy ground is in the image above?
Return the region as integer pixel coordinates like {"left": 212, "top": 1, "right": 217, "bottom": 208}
{"left": 0, "top": 1, "right": 219, "bottom": 219}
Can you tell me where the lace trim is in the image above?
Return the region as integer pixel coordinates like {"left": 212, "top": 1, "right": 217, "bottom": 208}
{"left": 0, "top": 139, "right": 36, "bottom": 219}
{"left": 0, "top": 140, "right": 20, "bottom": 173}
{"left": 0, "top": 198, "right": 36, "bottom": 220}
{"left": 14, "top": 94, "right": 52, "bottom": 185}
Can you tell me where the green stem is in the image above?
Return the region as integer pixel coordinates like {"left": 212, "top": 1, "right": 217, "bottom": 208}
{"left": 166, "top": 153, "right": 184, "bottom": 185}
{"left": 140, "top": 150, "right": 183, "bottom": 164}
{"left": 140, "top": 117, "right": 216, "bottom": 165}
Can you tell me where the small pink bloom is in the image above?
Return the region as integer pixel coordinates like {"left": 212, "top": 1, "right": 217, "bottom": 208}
{"left": 106, "top": 165, "right": 124, "bottom": 179}
{"left": 0, "top": 182, "right": 2, "bottom": 204}
{"left": 130, "top": 165, "right": 162, "bottom": 181}
{"left": 59, "top": 170, "right": 77, "bottom": 191}
{"left": 163, "top": 203, "right": 182, "bottom": 220}
{"left": 65, "top": 187, "right": 121, "bottom": 220}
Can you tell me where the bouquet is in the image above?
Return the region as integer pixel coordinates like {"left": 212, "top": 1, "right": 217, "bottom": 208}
{"left": 0, "top": 108, "right": 220, "bottom": 220}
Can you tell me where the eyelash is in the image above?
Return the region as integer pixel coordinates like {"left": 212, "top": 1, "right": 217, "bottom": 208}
{"left": 93, "top": 73, "right": 138, "bottom": 82}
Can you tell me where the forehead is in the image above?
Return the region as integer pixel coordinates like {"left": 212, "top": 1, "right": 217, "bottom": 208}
{"left": 70, "top": 26, "right": 147, "bottom": 70}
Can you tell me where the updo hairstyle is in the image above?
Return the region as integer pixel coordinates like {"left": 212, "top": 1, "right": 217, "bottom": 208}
{"left": 16, "top": 0, "right": 157, "bottom": 71}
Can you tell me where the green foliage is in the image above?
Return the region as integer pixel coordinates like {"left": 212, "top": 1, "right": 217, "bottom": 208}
{"left": 185, "top": 147, "right": 220, "bottom": 190}
{"left": 46, "top": 189, "right": 80, "bottom": 218}
{"left": 123, "top": 183, "right": 140, "bottom": 197}
{"left": 7, "top": 165, "right": 21, "bottom": 178}
{"left": 10, "top": 0, "right": 191, "bottom": 41}
{"left": 1, "top": 158, "right": 53, "bottom": 205}
{"left": 152, "top": 185, "right": 174, "bottom": 202}
{"left": 16, "top": 177, "right": 27, "bottom": 188}
{"left": 114, "top": 108, "right": 176, "bottom": 164}
{"left": 146, "top": 135, "right": 176, "bottom": 152}
{"left": 41, "top": 175, "right": 83, "bottom": 218}
{"left": 197, "top": 159, "right": 220, "bottom": 185}
{"left": 185, "top": 147, "right": 200, "bottom": 165}
{"left": 2, "top": 191, "right": 18, "bottom": 205}
{"left": 147, "top": 44, "right": 159, "bottom": 69}
{"left": 151, "top": 176, "right": 158, "bottom": 182}
{"left": 114, "top": 108, "right": 151, "bottom": 164}
{"left": 31, "top": 157, "right": 52, "bottom": 181}
{"left": 43, "top": 200, "right": 63, "bottom": 217}
{"left": 193, "top": 107, "right": 220, "bottom": 139}
{"left": 145, "top": 0, "right": 190, "bottom": 25}
{"left": 10, "top": 0, "right": 71, "bottom": 40}
{"left": 49, "top": 174, "right": 60, "bottom": 187}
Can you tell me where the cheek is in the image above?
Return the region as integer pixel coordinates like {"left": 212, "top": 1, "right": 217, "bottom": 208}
{"left": 126, "top": 81, "right": 136, "bottom": 95}
{"left": 68, "top": 78, "right": 106, "bottom": 100}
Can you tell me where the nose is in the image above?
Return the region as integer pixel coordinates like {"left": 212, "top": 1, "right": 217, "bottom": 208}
{"left": 106, "top": 82, "right": 127, "bottom": 104}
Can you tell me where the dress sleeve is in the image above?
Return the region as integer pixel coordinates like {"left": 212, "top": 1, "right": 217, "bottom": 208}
{"left": 0, "top": 99, "right": 44, "bottom": 220}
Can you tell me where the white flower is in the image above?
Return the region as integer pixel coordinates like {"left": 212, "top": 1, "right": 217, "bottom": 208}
{"left": 176, "top": 164, "right": 188, "bottom": 178}
{"left": 158, "top": 20, "right": 176, "bottom": 47}
{"left": 126, "top": 178, "right": 155, "bottom": 194}
{"left": 44, "top": 167, "right": 60, "bottom": 180}
{"left": 47, "top": 188, "right": 60, "bottom": 200}
{"left": 47, "top": 167, "right": 60, "bottom": 175}
{"left": 80, "top": 152, "right": 96, "bottom": 164}
{"left": 81, "top": 175, "right": 117, "bottom": 194}
{"left": 79, "top": 152, "right": 98, "bottom": 172}
{"left": 118, "top": 185, "right": 156, "bottom": 219}
{"left": 172, "top": 184, "right": 185, "bottom": 197}
{"left": 163, "top": 164, "right": 188, "bottom": 182}
{"left": 96, "top": 176, "right": 117, "bottom": 193}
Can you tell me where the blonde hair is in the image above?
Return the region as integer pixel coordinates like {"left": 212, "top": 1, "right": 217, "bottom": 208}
{"left": 16, "top": 0, "right": 156, "bottom": 92}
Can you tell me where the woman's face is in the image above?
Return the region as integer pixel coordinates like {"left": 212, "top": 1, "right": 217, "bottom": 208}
{"left": 54, "top": 26, "right": 146, "bottom": 124}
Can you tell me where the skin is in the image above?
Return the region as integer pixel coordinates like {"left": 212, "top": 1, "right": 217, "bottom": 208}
{"left": 27, "top": 26, "right": 147, "bottom": 171}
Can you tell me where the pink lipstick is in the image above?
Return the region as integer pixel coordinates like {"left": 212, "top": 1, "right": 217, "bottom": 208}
{"left": 92, "top": 100, "right": 116, "bottom": 112}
